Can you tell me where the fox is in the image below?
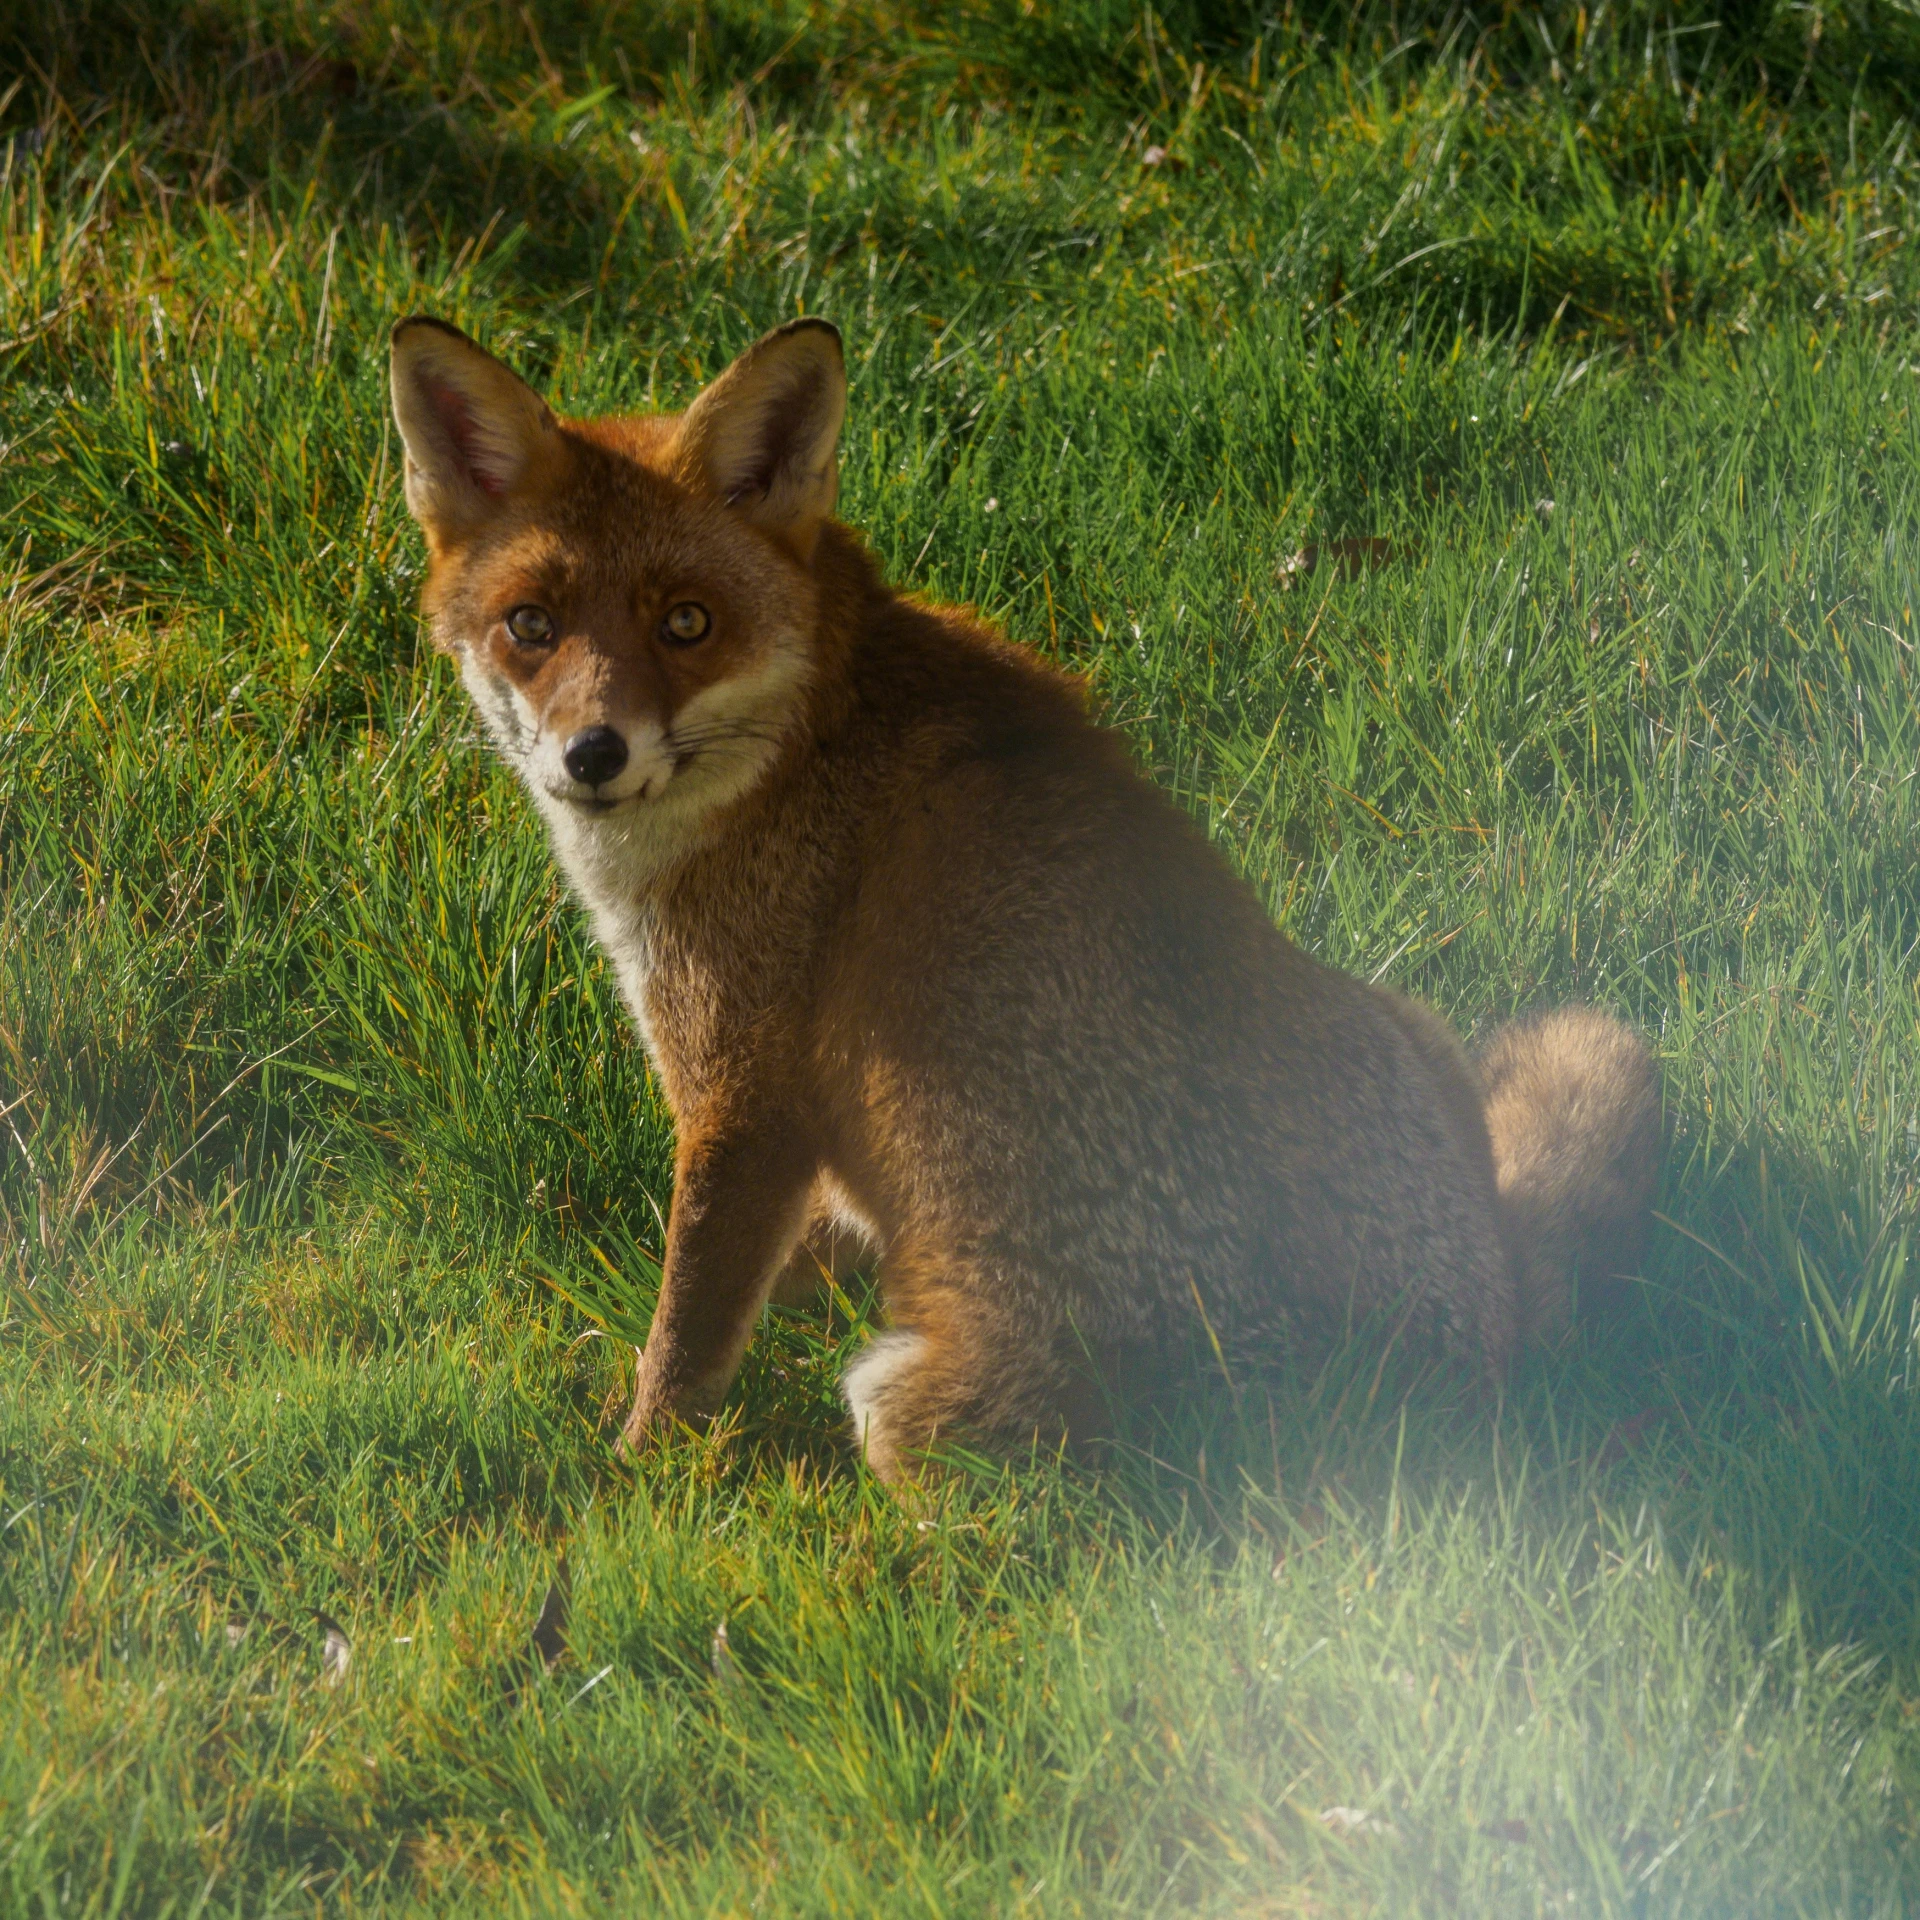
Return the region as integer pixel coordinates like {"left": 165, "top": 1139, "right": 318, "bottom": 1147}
{"left": 387, "top": 312, "right": 1662, "bottom": 1481}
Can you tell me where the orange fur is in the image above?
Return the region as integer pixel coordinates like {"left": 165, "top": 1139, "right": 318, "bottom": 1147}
{"left": 389, "top": 315, "right": 1663, "bottom": 1481}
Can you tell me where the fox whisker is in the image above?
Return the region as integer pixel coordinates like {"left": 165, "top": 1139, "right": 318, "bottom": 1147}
{"left": 670, "top": 721, "right": 788, "bottom": 750}
{"left": 673, "top": 741, "right": 769, "bottom": 773}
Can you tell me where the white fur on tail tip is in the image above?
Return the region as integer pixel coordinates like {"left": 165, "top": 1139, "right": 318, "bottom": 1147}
{"left": 841, "top": 1330, "right": 925, "bottom": 1459}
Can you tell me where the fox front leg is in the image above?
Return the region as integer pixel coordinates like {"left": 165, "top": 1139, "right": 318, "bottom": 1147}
{"left": 621, "top": 1117, "right": 815, "bottom": 1452}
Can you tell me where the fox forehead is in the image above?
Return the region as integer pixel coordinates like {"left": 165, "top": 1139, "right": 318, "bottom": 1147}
{"left": 425, "top": 419, "right": 799, "bottom": 624}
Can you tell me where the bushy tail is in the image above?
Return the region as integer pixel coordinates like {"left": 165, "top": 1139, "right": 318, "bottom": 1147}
{"left": 1477, "top": 1006, "right": 1663, "bottom": 1342}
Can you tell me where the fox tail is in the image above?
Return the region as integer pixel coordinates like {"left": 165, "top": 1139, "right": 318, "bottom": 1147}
{"left": 1477, "top": 1005, "right": 1662, "bottom": 1342}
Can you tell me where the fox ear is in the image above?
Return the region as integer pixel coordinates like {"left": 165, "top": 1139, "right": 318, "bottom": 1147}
{"left": 389, "top": 317, "right": 557, "bottom": 540}
{"left": 676, "top": 319, "right": 846, "bottom": 561}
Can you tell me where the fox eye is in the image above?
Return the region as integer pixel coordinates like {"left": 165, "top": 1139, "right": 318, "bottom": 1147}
{"left": 662, "top": 602, "right": 711, "bottom": 646}
{"left": 506, "top": 604, "right": 554, "bottom": 647}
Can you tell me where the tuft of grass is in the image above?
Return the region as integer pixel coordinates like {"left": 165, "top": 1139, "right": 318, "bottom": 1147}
{"left": 4, "top": 1, "right": 1920, "bottom": 1910}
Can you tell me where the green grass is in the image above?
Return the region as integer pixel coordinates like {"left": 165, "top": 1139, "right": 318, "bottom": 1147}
{"left": 5, "top": 0, "right": 1920, "bottom": 1910}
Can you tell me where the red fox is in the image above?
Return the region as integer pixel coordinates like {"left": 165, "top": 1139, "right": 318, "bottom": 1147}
{"left": 389, "top": 314, "right": 1662, "bottom": 1480}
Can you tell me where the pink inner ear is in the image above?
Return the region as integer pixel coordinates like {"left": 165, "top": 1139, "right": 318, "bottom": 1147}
{"left": 425, "top": 378, "right": 507, "bottom": 496}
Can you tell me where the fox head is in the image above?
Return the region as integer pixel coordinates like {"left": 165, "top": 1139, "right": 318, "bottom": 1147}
{"left": 389, "top": 315, "right": 846, "bottom": 855}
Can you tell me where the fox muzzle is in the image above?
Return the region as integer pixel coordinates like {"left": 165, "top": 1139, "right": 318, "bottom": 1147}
{"left": 563, "top": 725, "right": 630, "bottom": 788}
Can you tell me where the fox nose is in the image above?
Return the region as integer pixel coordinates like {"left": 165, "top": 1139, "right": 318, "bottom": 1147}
{"left": 563, "top": 725, "right": 628, "bottom": 788}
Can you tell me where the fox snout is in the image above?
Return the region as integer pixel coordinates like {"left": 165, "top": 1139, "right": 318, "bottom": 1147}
{"left": 458, "top": 652, "right": 682, "bottom": 811}
{"left": 542, "top": 713, "right": 674, "bottom": 809}
{"left": 562, "top": 725, "right": 629, "bottom": 790}
{"left": 541, "top": 711, "right": 688, "bottom": 810}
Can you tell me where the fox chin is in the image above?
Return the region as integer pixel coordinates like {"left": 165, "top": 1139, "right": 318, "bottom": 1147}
{"left": 388, "top": 312, "right": 1663, "bottom": 1484}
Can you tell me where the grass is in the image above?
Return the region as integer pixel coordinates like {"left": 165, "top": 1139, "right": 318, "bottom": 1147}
{"left": 4, "top": 0, "right": 1920, "bottom": 1909}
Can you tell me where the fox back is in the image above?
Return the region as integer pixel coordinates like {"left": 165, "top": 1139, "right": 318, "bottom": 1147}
{"left": 390, "top": 316, "right": 1661, "bottom": 1479}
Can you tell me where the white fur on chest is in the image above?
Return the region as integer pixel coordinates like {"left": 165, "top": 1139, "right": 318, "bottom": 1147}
{"left": 536, "top": 799, "right": 694, "bottom": 1064}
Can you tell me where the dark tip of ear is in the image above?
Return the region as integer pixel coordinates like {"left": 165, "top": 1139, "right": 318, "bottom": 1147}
{"left": 391, "top": 314, "right": 477, "bottom": 350}
{"left": 769, "top": 316, "right": 842, "bottom": 353}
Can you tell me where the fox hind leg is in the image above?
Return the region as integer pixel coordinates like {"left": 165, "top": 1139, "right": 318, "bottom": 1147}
{"left": 841, "top": 1329, "right": 932, "bottom": 1473}
{"left": 840, "top": 1282, "right": 1111, "bottom": 1482}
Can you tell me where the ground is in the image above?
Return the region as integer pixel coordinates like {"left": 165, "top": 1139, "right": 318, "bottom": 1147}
{"left": 3, "top": 2, "right": 1920, "bottom": 1912}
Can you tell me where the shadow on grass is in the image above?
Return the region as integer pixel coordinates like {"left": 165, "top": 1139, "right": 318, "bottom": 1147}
{"left": 0, "top": 0, "right": 1210, "bottom": 308}
{"left": 7, "top": 0, "right": 1920, "bottom": 343}
{"left": 7, "top": 1, "right": 674, "bottom": 299}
